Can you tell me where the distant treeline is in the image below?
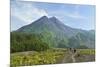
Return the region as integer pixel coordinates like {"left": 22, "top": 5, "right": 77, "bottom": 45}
{"left": 11, "top": 32, "right": 50, "bottom": 53}
{"left": 11, "top": 32, "right": 89, "bottom": 53}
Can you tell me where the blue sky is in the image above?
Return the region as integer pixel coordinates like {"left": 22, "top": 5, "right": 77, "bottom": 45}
{"left": 11, "top": 0, "right": 95, "bottom": 31}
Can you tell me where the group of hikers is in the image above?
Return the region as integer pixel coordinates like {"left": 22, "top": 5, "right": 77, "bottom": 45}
{"left": 68, "top": 48, "right": 81, "bottom": 57}
{"left": 68, "top": 48, "right": 77, "bottom": 54}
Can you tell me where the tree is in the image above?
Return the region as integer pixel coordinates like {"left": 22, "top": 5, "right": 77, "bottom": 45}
{"left": 10, "top": 32, "right": 50, "bottom": 53}
{"left": 57, "top": 40, "right": 67, "bottom": 48}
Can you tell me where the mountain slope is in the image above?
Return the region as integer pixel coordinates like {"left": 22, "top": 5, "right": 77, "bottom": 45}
{"left": 14, "top": 16, "right": 95, "bottom": 48}
{"left": 17, "top": 16, "right": 78, "bottom": 37}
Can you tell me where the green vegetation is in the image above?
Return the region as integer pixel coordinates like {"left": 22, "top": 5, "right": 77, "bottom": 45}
{"left": 10, "top": 32, "right": 95, "bottom": 66}
{"left": 11, "top": 32, "right": 70, "bottom": 53}
{"left": 11, "top": 27, "right": 96, "bottom": 53}
{"left": 68, "top": 36, "right": 80, "bottom": 48}
{"left": 10, "top": 49, "right": 95, "bottom": 66}
{"left": 10, "top": 49, "right": 66, "bottom": 66}
{"left": 74, "top": 49, "right": 95, "bottom": 62}
{"left": 11, "top": 32, "right": 91, "bottom": 53}
{"left": 78, "top": 49, "right": 95, "bottom": 55}
{"left": 11, "top": 32, "right": 50, "bottom": 53}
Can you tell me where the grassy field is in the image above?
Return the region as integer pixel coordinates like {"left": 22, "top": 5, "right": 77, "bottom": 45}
{"left": 10, "top": 48, "right": 95, "bottom": 67}
{"left": 74, "top": 49, "right": 95, "bottom": 62}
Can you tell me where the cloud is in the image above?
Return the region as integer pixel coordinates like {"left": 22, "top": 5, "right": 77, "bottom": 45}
{"left": 67, "top": 12, "right": 86, "bottom": 19}
{"left": 66, "top": 6, "right": 86, "bottom": 19}
{"left": 48, "top": 5, "right": 86, "bottom": 20}
{"left": 11, "top": 1, "right": 48, "bottom": 24}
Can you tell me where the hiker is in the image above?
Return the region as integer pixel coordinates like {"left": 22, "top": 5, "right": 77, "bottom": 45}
{"left": 73, "top": 49, "right": 76, "bottom": 53}
{"left": 68, "top": 48, "right": 71, "bottom": 51}
{"left": 69, "top": 48, "right": 71, "bottom": 51}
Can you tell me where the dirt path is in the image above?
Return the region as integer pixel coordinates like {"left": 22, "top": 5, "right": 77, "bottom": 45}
{"left": 62, "top": 50, "right": 77, "bottom": 63}
{"left": 71, "top": 54, "right": 76, "bottom": 62}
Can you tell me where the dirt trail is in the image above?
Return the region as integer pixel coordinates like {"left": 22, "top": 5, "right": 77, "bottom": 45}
{"left": 71, "top": 54, "right": 76, "bottom": 62}
{"left": 62, "top": 50, "right": 77, "bottom": 63}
